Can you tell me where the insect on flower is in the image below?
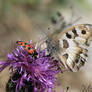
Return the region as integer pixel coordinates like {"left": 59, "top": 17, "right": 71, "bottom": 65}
{"left": 0, "top": 40, "right": 61, "bottom": 92}
{"left": 41, "top": 12, "right": 92, "bottom": 72}
{"left": 16, "top": 41, "right": 38, "bottom": 57}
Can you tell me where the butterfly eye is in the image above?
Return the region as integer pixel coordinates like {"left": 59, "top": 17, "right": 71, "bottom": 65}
{"left": 81, "top": 30, "right": 86, "bottom": 34}
{"left": 25, "top": 43, "right": 27, "bottom": 45}
{"left": 75, "top": 59, "right": 79, "bottom": 63}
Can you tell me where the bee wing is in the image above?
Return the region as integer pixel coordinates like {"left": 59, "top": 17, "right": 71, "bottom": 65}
{"left": 57, "top": 24, "right": 92, "bottom": 72}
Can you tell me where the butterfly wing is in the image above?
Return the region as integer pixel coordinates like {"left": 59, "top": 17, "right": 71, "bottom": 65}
{"left": 57, "top": 24, "right": 92, "bottom": 72}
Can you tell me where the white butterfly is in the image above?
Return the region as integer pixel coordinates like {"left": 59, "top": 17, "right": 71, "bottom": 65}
{"left": 58, "top": 24, "right": 92, "bottom": 72}
{"left": 41, "top": 13, "right": 92, "bottom": 72}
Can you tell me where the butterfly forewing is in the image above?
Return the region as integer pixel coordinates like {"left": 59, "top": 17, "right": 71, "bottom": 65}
{"left": 57, "top": 24, "right": 92, "bottom": 72}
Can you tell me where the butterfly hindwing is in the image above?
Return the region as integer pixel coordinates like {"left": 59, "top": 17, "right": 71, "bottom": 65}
{"left": 57, "top": 24, "right": 92, "bottom": 72}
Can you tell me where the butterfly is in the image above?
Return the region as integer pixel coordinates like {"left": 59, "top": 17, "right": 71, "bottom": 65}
{"left": 43, "top": 24, "right": 92, "bottom": 72}
{"left": 41, "top": 12, "right": 92, "bottom": 72}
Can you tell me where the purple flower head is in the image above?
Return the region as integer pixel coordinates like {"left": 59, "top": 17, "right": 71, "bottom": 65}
{"left": 0, "top": 41, "right": 61, "bottom": 92}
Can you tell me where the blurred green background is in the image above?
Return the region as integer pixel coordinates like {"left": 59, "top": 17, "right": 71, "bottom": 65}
{"left": 0, "top": 0, "right": 92, "bottom": 92}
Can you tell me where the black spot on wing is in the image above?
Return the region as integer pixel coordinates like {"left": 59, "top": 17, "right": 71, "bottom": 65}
{"left": 81, "top": 30, "right": 86, "bottom": 34}
{"left": 81, "top": 59, "right": 85, "bottom": 66}
{"left": 63, "top": 39, "right": 69, "bottom": 48}
{"left": 72, "top": 62, "right": 75, "bottom": 68}
{"left": 33, "top": 51, "right": 38, "bottom": 55}
{"left": 66, "top": 33, "right": 72, "bottom": 39}
{"left": 72, "top": 28, "right": 78, "bottom": 38}
{"left": 28, "top": 47, "right": 31, "bottom": 50}
{"left": 84, "top": 54, "right": 88, "bottom": 57}
{"left": 66, "top": 64, "right": 73, "bottom": 71}
{"left": 51, "top": 17, "right": 57, "bottom": 24}
{"left": 63, "top": 53, "right": 68, "bottom": 59}
{"left": 57, "top": 12, "right": 61, "bottom": 17}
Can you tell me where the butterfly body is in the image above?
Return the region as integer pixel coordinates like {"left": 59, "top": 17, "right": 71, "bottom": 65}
{"left": 16, "top": 41, "right": 38, "bottom": 56}
{"left": 44, "top": 24, "right": 92, "bottom": 72}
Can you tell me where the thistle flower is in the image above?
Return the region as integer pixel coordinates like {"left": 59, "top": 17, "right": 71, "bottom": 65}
{"left": 0, "top": 41, "right": 61, "bottom": 92}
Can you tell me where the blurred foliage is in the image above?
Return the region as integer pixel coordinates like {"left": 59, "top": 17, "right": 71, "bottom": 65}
{"left": 0, "top": 0, "right": 91, "bottom": 41}
{"left": 0, "top": 0, "right": 91, "bottom": 19}
{"left": 0, "top": 0, "right": 91, "bottom": 44}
